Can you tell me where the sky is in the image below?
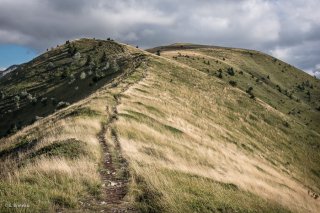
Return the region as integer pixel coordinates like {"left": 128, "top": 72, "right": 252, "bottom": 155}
{"left": 0, "top": 0, "right": 319, "bottom": 77}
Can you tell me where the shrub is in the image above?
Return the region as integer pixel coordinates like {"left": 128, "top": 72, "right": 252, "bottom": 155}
{"left": 47, "top": 62, "right": 55, "bottom": 71}
{"left": 0, "top": 90, "right": 5, "bottom": 99}
{"left": 276, "top": 85, "right": 282, "bottom": 92}
{"left": 80, "top": 72, "right": 86, "bottom": 80}
{"left": 85, "top": 55, "right": 92, "bottom": 66}
{"left": 68, "top": 45, "right": 77, "bottom": 56}
{"left": 110, "top": 60, "right": 120, "bottom": 72}
{"left": 246, "top": 86, "right": 253, "bottom": 93}
{"left": 306, "top": 90, "right": 311, "bottom": 101}
{"left": 156, "top": 50, "right": 161, "bottom": 56}
{"left": 40, "top": 97, "right": 48, "bottom": 105}
{"left": 60, "top": 69, "right": 71, "bottom": 79}
{"left": 102, "top": 62, "right": 110, "bottom": 71}
{"left": 227, "top": 67, "right": 235, "bottom": 76}
{"left": 89, "top": 61, "right": 96, "bottom": 70}
{"left": 73, "top": 52, "right": 81, "bottom": 60}
{"left": 56, "top": 101, "right": 70, "bottom": 109}
{"left": 68, "top": 74, "right": 75, "bottom": 84}
{"left": 229, "top": 80, "right": 237, "bottom": 87}
{"left": 100, "top": 52, "right": 107, "bottom": 62}
{"left": 217, "top": 69, "right": 223, "bottom": 78}
{"left": 26, "top": 94, "right": 37, "bottom": 104}
{"left": 20, "top": 90, "right": 29, "bottom": 97}
{"left": 283, "top": 121, "right": 290, "bottom": 128}
{"left": 14, "top": 95, "right": 20, "bottom": 108}
{"left": 246, "top": 87, "right": 255, "bottom": 99}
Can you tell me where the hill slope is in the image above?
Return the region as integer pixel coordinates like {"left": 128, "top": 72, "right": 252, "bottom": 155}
{"left": 0, "top": 40, "right": 319, "bottom": 212}
{"left": 0, "top": 39, "right": 144, "bottom": 137}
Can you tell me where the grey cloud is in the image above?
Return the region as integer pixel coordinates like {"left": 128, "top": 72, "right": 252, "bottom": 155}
{"left": 0, "top": 0, "right": 319, "bottom": 76}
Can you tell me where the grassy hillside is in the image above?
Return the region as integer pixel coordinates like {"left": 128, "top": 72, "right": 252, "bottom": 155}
{"left": 0, "top": 38, "right": 144, "bottom": 137}
{"left": 0, "top": 40, "right": 319, "bottom": 212}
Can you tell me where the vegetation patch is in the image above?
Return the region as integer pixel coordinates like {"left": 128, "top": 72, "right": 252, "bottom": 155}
{"left": 29, "top": 139, "right": 88, "bottom": 160}
{"left": 0, "top": 137, "right": 37, "bottom": 159}
{"left": 65, "top": 107, "right": 101, "bottom": 118}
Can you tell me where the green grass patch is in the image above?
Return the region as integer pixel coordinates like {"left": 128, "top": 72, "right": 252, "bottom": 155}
{"left": 29, "top": 139, "right": 88, "bottom": 160}
{"left": 66, "top": 107, "right": 101, "bottom": 118}
{"left": 0, "top": 137, "right": 37, "bottom": 159}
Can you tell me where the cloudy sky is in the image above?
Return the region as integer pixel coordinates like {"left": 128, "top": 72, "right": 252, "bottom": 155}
{"left": 0, "top": 0, "right": 319, "bottom": 77}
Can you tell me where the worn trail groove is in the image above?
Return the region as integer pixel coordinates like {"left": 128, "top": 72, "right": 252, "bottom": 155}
{"left": 83, "top": 54, "right": 147, "bottom": 212}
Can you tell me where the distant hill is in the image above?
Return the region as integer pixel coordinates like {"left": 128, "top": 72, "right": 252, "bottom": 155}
{"left": 0, "top": 39, "right": 319, "bottom": 213}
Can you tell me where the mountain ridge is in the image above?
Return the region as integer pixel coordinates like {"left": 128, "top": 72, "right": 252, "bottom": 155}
{"left": 0, "top": 38, "right": 319, "bottom": 212}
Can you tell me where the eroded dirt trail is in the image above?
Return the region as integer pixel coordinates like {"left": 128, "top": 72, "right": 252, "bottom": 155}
{"left": 96, "top": 105, "right": 133, "bottom": 212}
{"left": 81, "top": 54, "right": 147, "bottom": 212}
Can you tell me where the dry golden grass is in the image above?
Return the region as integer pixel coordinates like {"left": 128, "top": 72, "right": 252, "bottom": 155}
{"left": 115, "top": 55, "right": 320, "bottom": 212}
{"left": 0, "top": 81, "right": 117, "bottom": 212}
{"left": 1, "top": 44, "right": 319, "bottom": 212}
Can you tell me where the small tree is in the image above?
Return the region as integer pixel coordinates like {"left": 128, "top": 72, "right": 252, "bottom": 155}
{"left": 14, "top": 95, "right": 20, "bottom": 109}
{"left": 110, "top": 60, "right": 120, "bottom": 72}
{"left": 47, "top": 62, "right": 55, "bottom": 71}
{"left": 85, "top": 55, "right": 92, "bottom": 66}
{"left": 1, "top": 90, "right": 5, "bottom": 99}
{"left": 73, "top": 52, "right": 81, "bottom": 60}
{"left": 227, "top": 67, "right": 235, "bottom": 76}
{"left": 306, "top": 90, "right": 311, "bottom": 102}
{"left": 68, "top": 74, "right": 75, "bottom": 84}
{"left": 20, "top": 90, "right": 28, "bottom": 97}
{"left": 100, "top": 52, "right": 107, "bottom": 63}
{"left": 56, "top": 101, "right": 70, "bottom": 109}
{"left": 246, "top": 86, "right": 255, "bottom": 99}
{"left": 40, "top": 97, "right": 48, "bottom": 106}
{"left": 68, "top": 45, "right": 77, "bottom": 56}
{"left": 80, "top": 72, "right": 86, "bottom": 80}
{"left": 217, "top": 69, "right": 223, "bottom": 78}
